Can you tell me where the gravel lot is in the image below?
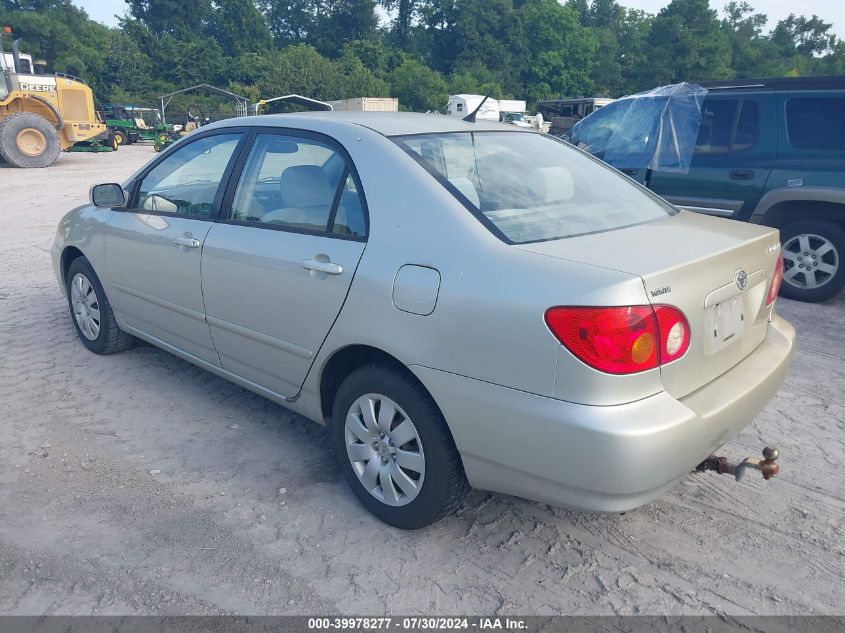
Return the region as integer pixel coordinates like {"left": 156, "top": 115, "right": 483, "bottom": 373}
{"left": 1, "top": 145, "right": 843, "bottom": 616}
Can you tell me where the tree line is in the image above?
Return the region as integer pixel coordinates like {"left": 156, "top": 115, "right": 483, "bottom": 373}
{"left": 1, "top": 0, "right": 843, "bottom": 113}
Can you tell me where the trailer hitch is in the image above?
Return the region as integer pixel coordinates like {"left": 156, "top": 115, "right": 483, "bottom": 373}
{"left": 696, "top": 447, "right": 780, "bottom": 482}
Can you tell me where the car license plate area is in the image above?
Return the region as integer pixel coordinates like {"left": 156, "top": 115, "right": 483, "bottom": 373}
{"left": 705, "top": 296, "right": 745, "bottom": 355}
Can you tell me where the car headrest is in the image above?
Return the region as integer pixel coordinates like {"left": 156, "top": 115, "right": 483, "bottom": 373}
{"left": 534, "top": 166, "right": 574, "bottom": 202}
{"left": 280, "top": 165, "right": 335, "bottom": 208}
{"left": 448, "top": 177, "right": 480, "bottom": 208}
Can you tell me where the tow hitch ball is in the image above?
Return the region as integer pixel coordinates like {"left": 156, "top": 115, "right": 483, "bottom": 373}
{"left": 696, "top": 447, "right": 780, "bottom": 482}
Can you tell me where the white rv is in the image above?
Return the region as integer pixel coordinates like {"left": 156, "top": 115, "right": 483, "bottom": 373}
{"left": 446, "top": 94, "right": 500, "bottom": 121}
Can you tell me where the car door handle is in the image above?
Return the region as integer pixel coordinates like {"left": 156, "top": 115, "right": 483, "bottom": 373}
{"left": 302, "top": 258, "right": 343, "bottom": 275}
{"left": 729, "top": 169, "right": 755, "bottom": 180}
{"left": 173, "top": 236, "right": 201, "bottom": 248}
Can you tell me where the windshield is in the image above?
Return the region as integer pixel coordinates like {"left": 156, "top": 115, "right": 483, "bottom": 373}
{"left": 394, "top": 131, "right": 673, "bottom": 244}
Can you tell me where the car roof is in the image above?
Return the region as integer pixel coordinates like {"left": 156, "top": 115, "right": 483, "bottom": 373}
{"left": 700, "top": 76, "right": 845, "bottom": 92}
{"left": 215, "top": 111, "right": 520, "bottom": 137}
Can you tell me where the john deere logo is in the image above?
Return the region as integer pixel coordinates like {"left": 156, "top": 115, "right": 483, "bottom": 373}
{"left": 735, "top": 269, "right": 748, "bottom": 291}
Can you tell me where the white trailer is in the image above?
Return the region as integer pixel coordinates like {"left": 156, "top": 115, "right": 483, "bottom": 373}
{"left": 446, "top": 94, "right": 500, "bottom": 121}
{"left": 498, "top": 99, "right": 527, "bottom": 114}
{"left": 327, "top": 97, "right": 399, "bottom": 112}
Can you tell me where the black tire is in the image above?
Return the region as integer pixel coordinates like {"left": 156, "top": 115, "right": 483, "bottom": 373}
{"left": 0, "top": 112, "right": 61, "bottom": 168}
{"left": 66, "top": 256, "right": 134, "bottom": 354}
{"left": 778, "top": 219, "right": 845, "bottom": 303}
{"left": 331, "top": 364, "right": 469, "bottom": 529}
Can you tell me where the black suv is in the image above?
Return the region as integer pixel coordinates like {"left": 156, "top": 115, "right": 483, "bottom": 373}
{"left": 568, "top": 76, "right": 845, "bottom": 302}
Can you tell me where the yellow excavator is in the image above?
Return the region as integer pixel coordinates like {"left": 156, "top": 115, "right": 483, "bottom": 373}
{"left": 0, "top": 26, "right": 110, "bottom": 168}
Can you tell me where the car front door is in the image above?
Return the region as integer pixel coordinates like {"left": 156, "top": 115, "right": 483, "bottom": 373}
{"left": 104, "top": 131, "right": 244, "bottom": 364}
{"left": 201, "top": 130, "right": 368, "bottom": 398}
{"left": 647, "top": 94, "right": 777, "bottom": 218}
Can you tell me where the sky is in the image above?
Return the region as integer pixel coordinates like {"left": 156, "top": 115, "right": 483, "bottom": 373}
{"left": 77, "top": 0, "right": 844, "bottom": 38}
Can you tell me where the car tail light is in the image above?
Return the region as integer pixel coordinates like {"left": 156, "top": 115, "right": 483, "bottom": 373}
{"left": 766, "top": 252, "right": 784, "bottom": 306}
{"left": 653, "top": 305, "right": 690, "bottom": 364}
{"left": 545, "top": 305, "right": 690, "bottom": 375}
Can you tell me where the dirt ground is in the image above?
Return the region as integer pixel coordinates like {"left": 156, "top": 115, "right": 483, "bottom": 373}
{"left": 0, "top": 145, "right": 843, "bottom": 616}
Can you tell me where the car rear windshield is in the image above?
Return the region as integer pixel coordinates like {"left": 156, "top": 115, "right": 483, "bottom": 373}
{"left": 393, "top": 131, "right": 673, "bottom": 244}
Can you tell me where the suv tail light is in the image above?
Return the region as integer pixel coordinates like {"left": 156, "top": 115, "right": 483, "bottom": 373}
{"left": 766, "top": 252, "right": 784, "bottom": 306}
{"left": 544, "top": 305, "right": 690, "bottom": 375}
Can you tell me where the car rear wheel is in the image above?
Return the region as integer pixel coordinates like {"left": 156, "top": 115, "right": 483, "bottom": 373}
{"left": 66, "top": 256, "right": 134, "bottom": 354}
{"left": 331, "top": 365, "right": 469, "bottom": 529}
{"left": 779, "top": 219, "right": 845, "bottom": 303}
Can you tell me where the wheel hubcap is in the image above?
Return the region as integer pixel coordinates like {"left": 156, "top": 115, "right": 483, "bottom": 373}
{"left": 70, "top": 273, "right": 101, "bottom": 341}
{"left": 344, "top": 393, "right": 425, "bottom": 507}
{"left": 17, "top": 128, "right": 47, "bottom": 156}
{"left": 782, "top": 233, "right": 839, "bottom": 290}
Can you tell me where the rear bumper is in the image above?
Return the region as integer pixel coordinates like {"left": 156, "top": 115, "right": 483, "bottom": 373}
{"left": 411, "top": 315, "right": 796, "bottom": 512}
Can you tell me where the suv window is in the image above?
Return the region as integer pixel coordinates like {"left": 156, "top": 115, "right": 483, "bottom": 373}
{"left": 135, "top": 134, "right": 241, "bottom": 217}
{"left": 229, "top": 133, "right": 367, "bottom": 237}
{"left": 695, "top": 99, "right": 758, "bottom": 154}
{"left": 786, "top": 97, "right": 845, "bottom": 150}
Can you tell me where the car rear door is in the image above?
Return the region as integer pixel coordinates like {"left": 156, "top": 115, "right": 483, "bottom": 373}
{"left": 200, "top": 129, "right": 368, "bottom": 399}
{"left": 647, "top": 93, "right": 777, "bottom": 219}
{"left": 105, "top": 131, "right": 245, "bottom": 364}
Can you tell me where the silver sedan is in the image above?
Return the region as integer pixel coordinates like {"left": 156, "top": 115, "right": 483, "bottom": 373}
{"left": 52, "top": 112, "right": 795, "bottom": 528}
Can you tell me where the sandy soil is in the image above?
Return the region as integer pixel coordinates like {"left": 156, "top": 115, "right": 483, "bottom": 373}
{"left": 0, "top": 145, "right": 843, "bottom": 616}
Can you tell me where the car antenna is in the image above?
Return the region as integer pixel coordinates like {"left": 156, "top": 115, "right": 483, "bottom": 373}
{"left": 463, "top": 93, "right": 491, "bottom": 122}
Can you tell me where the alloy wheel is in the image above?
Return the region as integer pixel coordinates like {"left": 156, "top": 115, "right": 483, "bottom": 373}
{"left": 782, "top": 233, "right": 839, "bottom": 290}
{"left": 344, "top": 393, "right": 425, "bottom": 507}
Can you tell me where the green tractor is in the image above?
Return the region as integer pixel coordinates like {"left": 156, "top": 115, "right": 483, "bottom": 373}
{"left": 154, "top": 103, "right": 206, "bottom": 152}
{"left": 102, "top": 103, "right": 174, "bottom": 147}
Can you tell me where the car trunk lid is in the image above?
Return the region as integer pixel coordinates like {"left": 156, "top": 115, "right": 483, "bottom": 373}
{"left": 521, "top": 211, "right": 781, "bottom": 398}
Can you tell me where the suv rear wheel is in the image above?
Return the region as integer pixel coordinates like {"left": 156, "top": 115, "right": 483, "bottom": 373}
{"left": 779, "top": 219, "right": 844, "bottom": 302}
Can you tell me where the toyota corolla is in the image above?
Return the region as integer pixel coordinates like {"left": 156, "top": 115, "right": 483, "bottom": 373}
{"left": 52, "top": 112, "right": 795, "bottom": 528}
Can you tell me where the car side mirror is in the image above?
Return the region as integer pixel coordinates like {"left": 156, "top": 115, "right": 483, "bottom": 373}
{"left": 90, "top": 183, "right": 126, "bottom": 208}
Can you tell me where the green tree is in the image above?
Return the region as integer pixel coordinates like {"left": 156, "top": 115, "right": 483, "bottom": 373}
{"left": 309, "top": 0, "right": 379, "bottom": 57}
{"left": 388, "top": 56, "right": 448, "bottom": 111}
{"left": 518, "top": 0, "right": 598, "bottom": 101}
{"left": 721, "top": 2, "right": 772, "bottom": 78}
{"left": 127, "top": 0, "right": 213, "bottom": 39}
{"left": 258, "top": 0, "right": 312, "bottom": 45}
{"left": 641, "top": 0, "right": 732, "bottom": 86}
{"left": 212, "top": 0, "right": 272, "bottom": 56}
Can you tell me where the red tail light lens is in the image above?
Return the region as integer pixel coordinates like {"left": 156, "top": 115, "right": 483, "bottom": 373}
{"left": 766, "top": 252, "right": 784, "bottom": 306}
{"left": 545, "top": 305, "right": 690, "bottom": 374}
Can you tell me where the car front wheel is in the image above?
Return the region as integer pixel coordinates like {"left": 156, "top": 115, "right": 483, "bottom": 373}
{"left": 66, "top": 256, "right": 134, "bottom": 354}
{"left": 332, "top": 365, "right": 469, "bottom": 529}
{"left": 779, "top": 219, "right": 845, "bottom": 302}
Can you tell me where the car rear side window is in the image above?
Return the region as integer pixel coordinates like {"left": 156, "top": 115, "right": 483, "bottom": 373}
{"left": 395, "top": 131, "right": 673, "bottom": 244}
{"left": 229, "top": 133, "right": 367, "bottom": 237}
{"left": 786, "top": 97, "right": 845, "bottom": 150}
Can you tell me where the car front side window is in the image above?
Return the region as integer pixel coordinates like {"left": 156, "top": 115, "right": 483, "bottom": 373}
{"left": 134, "top": 133, "right": 241, "bottom": 218}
